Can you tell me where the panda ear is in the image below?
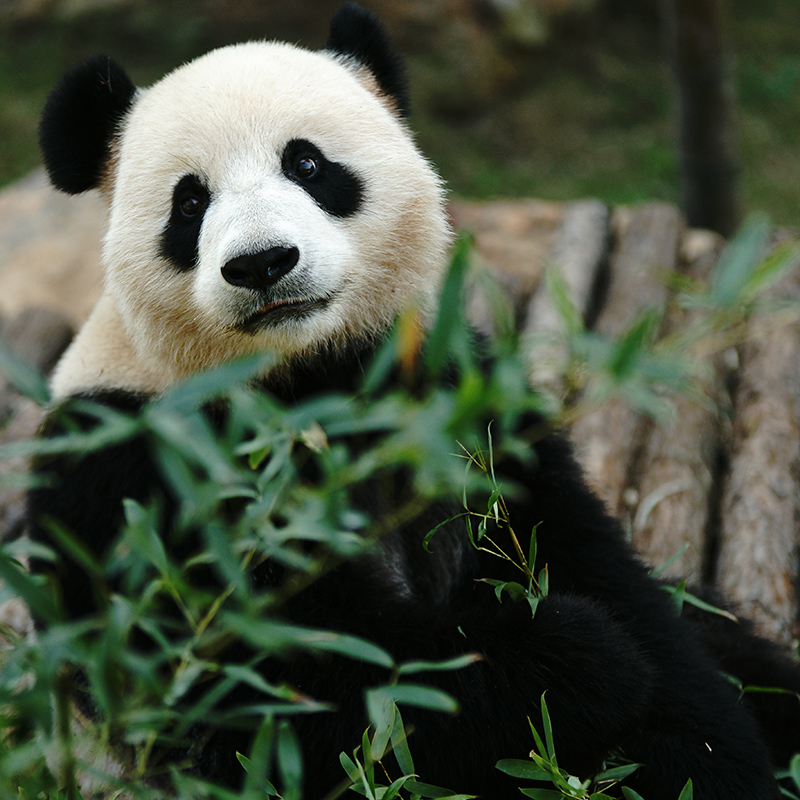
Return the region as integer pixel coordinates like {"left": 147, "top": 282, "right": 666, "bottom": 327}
{"left": 326, "top": 3, "right": 410, "bottom": 118}
{"left": 39, "top": 55, "right": 136, "bottom": 194}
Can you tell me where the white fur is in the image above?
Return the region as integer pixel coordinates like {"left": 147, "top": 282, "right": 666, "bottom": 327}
{"left": 52, "top": 41, "right": 452, "bottom": 398}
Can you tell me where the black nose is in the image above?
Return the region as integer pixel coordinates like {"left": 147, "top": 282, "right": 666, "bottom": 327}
{"left": 222, "top": 246, "right": 300, "bottom": 289}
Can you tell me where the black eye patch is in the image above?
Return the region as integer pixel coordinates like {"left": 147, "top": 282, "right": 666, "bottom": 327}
{"left": 160, "top": 174, "right": 211, "bottom": 271}
{"left": 281, "top": 139, "right": 363, "bottom": 218}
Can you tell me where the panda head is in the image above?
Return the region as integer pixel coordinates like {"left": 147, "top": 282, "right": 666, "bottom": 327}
{"left": 40, "top": 4, "right": 452, "bottom": 396}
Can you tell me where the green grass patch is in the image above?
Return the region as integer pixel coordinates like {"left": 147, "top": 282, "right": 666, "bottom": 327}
{"left": 2, "top": 2, "right": 800, "bottom": 222}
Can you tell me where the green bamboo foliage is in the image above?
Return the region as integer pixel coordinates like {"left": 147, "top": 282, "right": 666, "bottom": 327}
{"left": 0, "top": 218, "right": 798, "bottom": 798}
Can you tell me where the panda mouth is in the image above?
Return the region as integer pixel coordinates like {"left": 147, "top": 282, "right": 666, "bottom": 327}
{"left": 237, "top": 294, "right": 334, "bottom": 332}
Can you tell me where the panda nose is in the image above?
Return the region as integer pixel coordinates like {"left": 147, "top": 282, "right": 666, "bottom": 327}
{"left": 222, "top": 246, "right": 300, "bottom": 290}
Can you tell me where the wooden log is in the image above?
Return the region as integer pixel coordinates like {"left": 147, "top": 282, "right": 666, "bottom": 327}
{"left": 451, "top": 199, "right": 565, "bottom": 334}
{"left": 630, "top": 229, "right": 726, "bottom": 579}
{"left": 715, "top": 268, "right": 800, "bottom": 641}
{"left": 450, "top": 198, "right": 565, "bottom": 283}
{"left": 0, "top": 306, "right": 74, "bottom": 425}
{"left": 0, "top": 170, "right": 104, "bottom": 325}
{"left": 0, "top": 398, "right": 43, "bottom": 542}
{"left": 524, "top": 199, "right": 611, "bottom": 392}
{"left": 662, "top": 0, "right": 740, "bottom": 236}
{"left": 570, "top": 203, "right": 685, "bottom": 523}
{"left": 0, "top": 307, "right": 74, "bottom": 541}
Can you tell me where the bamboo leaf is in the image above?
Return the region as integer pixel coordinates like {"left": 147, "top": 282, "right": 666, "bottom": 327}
{"left": 621, "top": 789, "right": 647, "bottom": 800}
{"left": 519, "top": 790, "right": 563, "bottom": 800}
{"left": 152, "top": 354, "right": 274, "bottom": 413}
{"left": 423, "top": 513, "right": 467, "bottom": 552}
{"left": 223, "top": 617, "right": 395, "bottom": 668}
{"left": 426, "top": 235, "right": 472, "bottom": 375}
{"left": 276, "top": 720, "right": 303, "bottom": 800}
{"left": 743, "top": 238, "right": 800, "bottom": 299}
{"left": 242, "top": 715, "right": 274, "bottom": 797}
{"left": 528, "top": 523, "right": 540, "bottom": 572}
{"left": 382, "top": 774, "right": 416, "bottom": 800}
{"left": 495, "top": 759, "right": 550, "bottom": 781}
{"left": 0, "top": 340, "right": 49, "bottom": 404}
{"left": 403, "top": 779, "right": 464, "bottom": 798}
{"left": 398, "top": 654, "right": 481, "bottom": 675}
{"left": 339, "top": 751, "right": 362, "bottom": 784}
{"left": 545, "top": 266, "right": 585, "bottom": 337}
{"left": 540, "top": 694, "right": 556, "bottom": 763}
{"left": 594, "top": 762, "right": 642, "bottom": 783}
{"left": 709, "top": 215, "right": 770, "bottom": 306}
{"left": 789, "top": 753, "right": 800, "bottom": 789}
{"left": 390, "top": 705, "right": 416, "bottom": 777}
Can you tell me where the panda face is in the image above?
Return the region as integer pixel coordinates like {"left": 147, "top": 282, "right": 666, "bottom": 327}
{"left": 66, "top": 41, "right": 450, "bottom": 392}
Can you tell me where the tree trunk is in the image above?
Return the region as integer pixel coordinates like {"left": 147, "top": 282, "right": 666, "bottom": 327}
{"left": 662, "top": 0, "right": 740, "bottom": 236}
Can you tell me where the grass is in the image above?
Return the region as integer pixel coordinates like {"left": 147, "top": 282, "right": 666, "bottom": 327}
{"left": 411, "top": 6, "right": 677, "bottom": 206}
{"left": 0, "top": 3, "right": 215, "bottom": 186}
{"left": 1, "top": 1, "right": 799, "bottom": 225}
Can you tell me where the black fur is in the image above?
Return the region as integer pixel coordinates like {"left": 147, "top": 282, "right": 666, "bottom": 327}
{"left": 160, "top": 174, "right": 212, "bottom": 271}
{"left": 39, "top": 55, "right": 136, "bottom": 194}
{"left": 28, "top": 5, "right": 800, "bottom": 798}
{"left": 683, "top": 593, "right": 800, "bottom": 768}
{"left": 281, "top": 138, "right": 364, "bottom": 218}
{"left": 28, "top": 342, "right": 800, "bottom": 799}
{"left": 29, "top": 390, "right": 155, "bottom": 622}
{"left": 326, "top": 3, "right": 410, "bottom": 117}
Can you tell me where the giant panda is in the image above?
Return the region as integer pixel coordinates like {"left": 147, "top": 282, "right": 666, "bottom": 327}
{"left": 28, "top": 4, "right": 800, "bottom": 798}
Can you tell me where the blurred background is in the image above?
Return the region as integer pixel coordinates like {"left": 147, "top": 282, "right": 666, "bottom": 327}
{"left": 0, "top": 0, "right": 798, "bottom": 227}
{"left": 2, "top": 0, "right": 800, "bottom": 655}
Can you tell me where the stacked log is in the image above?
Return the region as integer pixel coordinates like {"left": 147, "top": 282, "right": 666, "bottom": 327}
{"left": 476, "top": 196, "right": 799, "bottom": 640}
{"left": 716, "top": 269, "right": 800, "bottom": 641}
{"left": 0, "top": 173, "right": 799, "bottom": 642}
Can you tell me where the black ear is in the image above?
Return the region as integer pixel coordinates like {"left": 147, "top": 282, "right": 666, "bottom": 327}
{"left": 39, "top": 55, "right": 136, "bottom": 194}
{"left": 326, "top": 3, "right": 409, "bottom": 117}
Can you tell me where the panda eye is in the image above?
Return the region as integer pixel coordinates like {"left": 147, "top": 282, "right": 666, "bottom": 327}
{"left": 161, "top": 174, "right": 211, "bottom": 272}
{"left": 281, "top": 139, "right": 363, "bottom": 218}
{"left": 294, "top": 155, "right": 319, "bottom": 180}
{"left": 179, "top": 194, "right": 204, "bottom": 217}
